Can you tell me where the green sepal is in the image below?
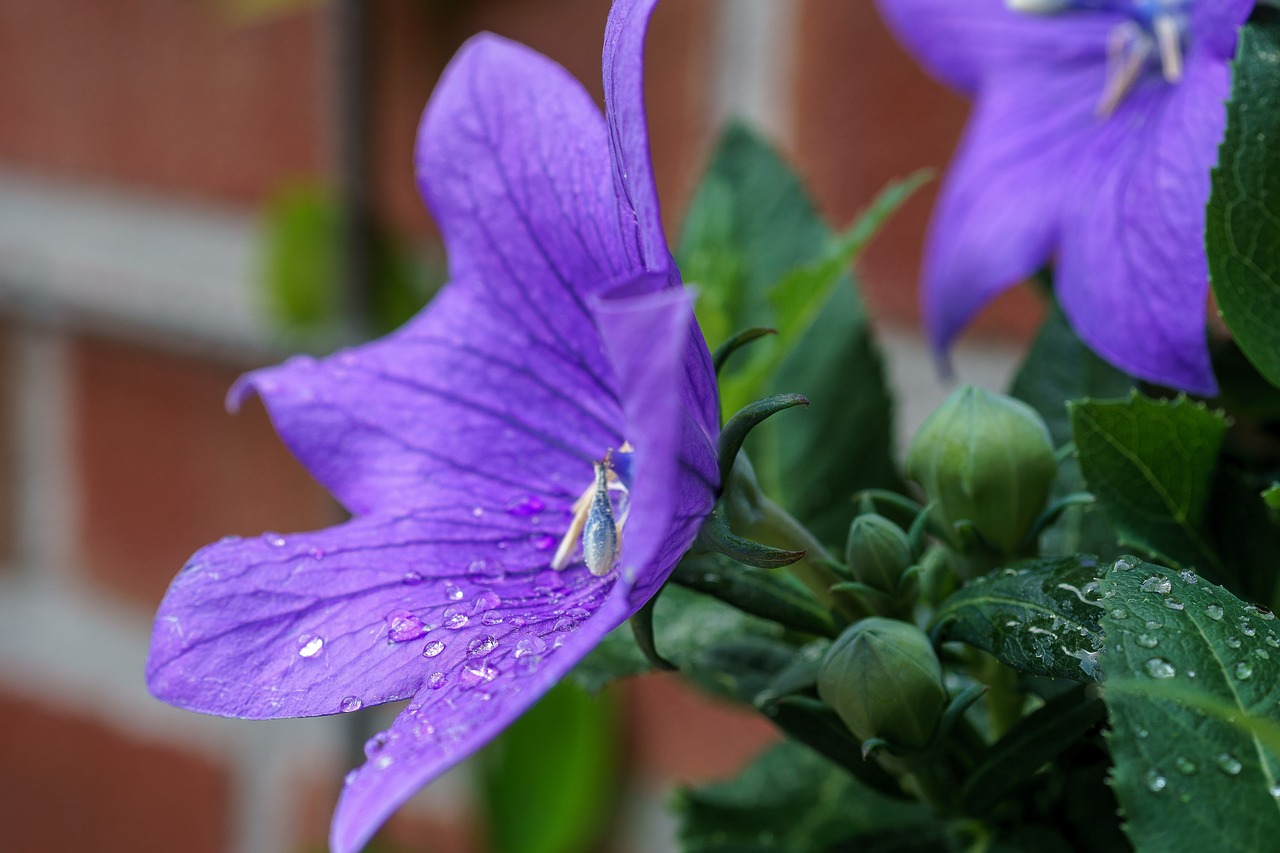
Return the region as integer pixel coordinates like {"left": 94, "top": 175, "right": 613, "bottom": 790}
{"left": 718, "top": 393, "right": 809, "bottom": 485}
{"left": 694, "top": 503, "right": 807, "bottom": 569}
{"left": 628, "top": 589, "right": 676, "bottom": 672}
{"left": 712, "top": 326, "right": 776, "bottom": 375}
{"left": 672, "top": 554, "right": 837, "bottom": 637}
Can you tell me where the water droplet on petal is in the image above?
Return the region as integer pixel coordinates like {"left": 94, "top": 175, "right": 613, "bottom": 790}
{"left": 443, "top": 609, "right": 469, "bottom": 630}
{"left": 364, "top": 732, "right": 389, "bottom": 756}
{"left": 427, "top": 672, "right": 447, "bottom": 690}
{"left": 481, "top": 610, "right": 504, "bottom": 626}
{"left": 308, "top": 547, "right": 326, "bottom": 560}
{"left": 472, "top": 591, "right": 501, "bottom": 613}
{"left": 265, "top": 533, "right": 287, "bottom": 548}
{"left": 297, "top": 635, "right": 324, "bottom": 658}
{"left": 1216, "top": 752, "right": 1243, "bottom": 776}
{"left": 386, "top": 610, "right": 427, "bottom": 643}
{"left": 444, "top": 582, "right": 465, "bottom": 601}
{"left": 422, "top": 641, "right": 445, "bottom": 658}
{"left": 506, "top": 495, "right": 545, "bottom": 516}
{"left": 554, "top": 616, "right": 578, "bottom": 632}
{"left": 1206, "top": 604, "right": 1225, "bottom": 621}
{"left": 472, "top": 506, "right": 484, "bottom": 518}
{"left": 340, "top": 696, "right": 363, "bottom": 713}
{"left": 1144, "top": 658, "right": 1176, "bottom": 679}
{"left": 1235, "top": 661, "right": 1254, "bottom": 680}
{"left": 459, "top": 663, "right": 498, "bottom": 687}
{"left": 373, "top": 755, "right": 394, "bottom": 771}
{"left": 468, "top": 635, "right": 499, "bottom": 657}
{"left": 403, "top": 570, "right": 424, "bottom": 585}
{"left": 1137, "top": 633, "right": 1159, "bottom": 649}
{"left": 514, "top": 635, "right": 547, "bottom": 658}
{"left": 531, "top": 534, "right": 557, "bottom": 551}
{"left": 1144, "top": 768, "right": 1167, "bottom": 792}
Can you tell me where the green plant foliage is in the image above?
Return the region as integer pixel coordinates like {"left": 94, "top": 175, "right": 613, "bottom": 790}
{"left": 569, "top": 581, "right": 791, "bottom": 702}
{"left": 676, "top": 123, "right": 913, "bottom": 545}
{"left": 1099, "top": 557, "right": 1280, "bottom": 852}
{"left": 1207, "top": 14, "right": 1280, "bottom": 390}
{"left": 674, "top": 741, "right": 943, "bottom": 853}
{"left": 1070, "top": 394, "right": 1229, "bottom": 572}
{"left": 477, "top": 682, "right": 618, "bottom": 853}
{"left": 932, "top": 556, "right": 1106, "bottom": 681}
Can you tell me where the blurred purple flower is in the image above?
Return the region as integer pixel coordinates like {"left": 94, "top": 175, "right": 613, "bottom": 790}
{"left": 876, "top": 0, "right": 1254, "bottom": 395}
{"left": 145, "top": 1, "right": 719, "bottom": 850}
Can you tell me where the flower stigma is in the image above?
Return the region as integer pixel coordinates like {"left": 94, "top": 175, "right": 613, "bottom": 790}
{"left": 551, "top": 443, "right": 632, "bottom": 576}
{"left": 1005, "top": 0, "right": 1191, "bottom": 115}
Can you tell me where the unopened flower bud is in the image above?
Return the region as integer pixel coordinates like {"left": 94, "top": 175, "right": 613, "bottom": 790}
{"left": 817, "top": 618, "right": 947, "bottom": 749}
{"left": 905, "top": 385, "right": 1056, "bottom": 554}
{"left": 845, "top": 513, "right": 913, "bottom": 595}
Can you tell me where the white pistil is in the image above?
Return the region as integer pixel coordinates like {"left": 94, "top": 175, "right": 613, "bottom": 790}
{"left": 581, "top": 461, "right": 620, "bottom": 577}
{"left": 551, "top": 449, "right": 629, "bottom": 574}
{"left": 1153, "top": 14, "right": 1184, "bottom": 83}
{"left": 1098, "top": 23, "right": 1152, "bottom": 117}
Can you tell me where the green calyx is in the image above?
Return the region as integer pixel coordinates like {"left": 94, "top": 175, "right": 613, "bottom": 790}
{"left": 845, "top": 513, "right": 913, "bottom": 595}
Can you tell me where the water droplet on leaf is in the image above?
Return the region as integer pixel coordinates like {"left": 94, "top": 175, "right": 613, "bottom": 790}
{"left": 1144, "top": 658, "right": 1176, "bottom": 679}
{"left": 1235, "top": 661, "right": 1254, "bottom": 680}
{"left": 1216, "top": 752, "right": 1243, "bottom": 776}
{"left": 1137, "top": 633, "right": 1159, "bottom": 649}
{"left": 1206, "top": 604, "right": 1225, "bottom": 621}
{"left": 1144, "top": 768, "right": 1167, "bottom": 792}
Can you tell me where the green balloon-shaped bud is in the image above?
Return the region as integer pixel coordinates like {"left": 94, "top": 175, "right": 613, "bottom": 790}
{"left": 845, "top": 513, "right": 913, "bottom": 595}
{"left": 905, "top": 385, "right": 1056, "bottom": 554}
{"left": 817, "top": 618, "right": 947, "bottom": 749}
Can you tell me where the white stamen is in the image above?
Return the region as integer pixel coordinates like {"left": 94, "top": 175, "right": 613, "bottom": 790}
{"left": 1153, "top": 14, "right": 1183, "bottom": 83}
{"left": 550, "top": 483, "right": 593, "bottom": 571}
{"left": 1098, "top": 25, "right": 1152, "bottom": 117}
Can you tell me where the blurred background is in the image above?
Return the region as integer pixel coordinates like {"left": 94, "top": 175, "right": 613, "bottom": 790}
{"left": 0, "top": 1, "right": 1041, "bottom": 851}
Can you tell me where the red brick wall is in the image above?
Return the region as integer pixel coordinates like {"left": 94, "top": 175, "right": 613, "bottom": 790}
{"left": 0, "top": 692, "right": 231, "bottom": 853}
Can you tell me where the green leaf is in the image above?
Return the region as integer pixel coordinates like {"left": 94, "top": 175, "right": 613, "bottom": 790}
{"left": 672, "top": 553, "right": 837, "bottom": 638}
{"left": 1011, "top": 304, "right": 1133, "bottom": 558}
{"left": 1207, "top": 14, "right": 1280, "bottom": 390}
{"left": 1264, "top": 483, "right": 1280, "bottom": 511}
{"left": 1098, "top": 557, "right": 1280, "bottom": 852}
{"left": 932, "top": 555, "right": 1106, "bottom": 681}
{"left": 569, "top": 582, "right": 790, "bottom": 701}
{"left": 674, "top": 740, "right": 937, "bottom": 853}
{"left": 1070, "top": 393, "right": 1229, "bottom": 572}
{"left": 477, "top": 682, "right": 618, "bottom": 853}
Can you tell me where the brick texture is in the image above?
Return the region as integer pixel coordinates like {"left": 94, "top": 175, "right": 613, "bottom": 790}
{"left": 0, "top": 691, "right": 230, "bottom": 853}
{"left": 624, "top": 673, "right": 779, "bottom": 783}
{"left": 72, "top": 336, "right": 336, "bottom": 610}
{"left": 0, "top": 324, "right": 13, "bottom": 565}
{"left": 0, "top": 0, "right": 323, "bottom": 205}
{"left": 793, "top": 0, "right": 1044, "bottom": 340}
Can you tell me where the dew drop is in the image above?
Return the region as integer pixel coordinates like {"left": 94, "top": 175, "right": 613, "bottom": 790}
{"left": 1216, "top": 752, "right": 1243, "bottom": 776}
{"left": 1175, "top": 756, "right": 1198, "bottom": 775}
{"left": 1242, "top": 621, "right": 1258, "bottom": 637}
{"left": 1235, "top": 661, "right": 1254, "bottom": 680}
{"left": 308, "top": 547, "right": 326, "bottom": 560}
{"left": 1136, "top": 633, "right": 1159, "bottom": 649}
{"left": 514, "top": 635, "right": 547, "bottom": 658}
{"left": 403, "top": 570, "right": 424, "bottom": 585}
{"left": 422, "top": 641, "right": 445, "bottom": 658}
{"left": 340, "top": 696, "right": 363, "bottom": 713}
{"left": 472, "top": 591, "right": 501, "bottom": 613}
{"left": 554, "top": 616, "right": 579, "bottom": 633}
{"left": 459, "top": 663, "right": 498, "bottom": 687}
{"left": 468, "top": 635, "right": 499, "bottom": 657}
{"left": 1179, "top": 570, "right": 1199, "bottom": 584}
{"left": 566, "top": 607, "right": 590, "bottom": 620}
{"left": 1110, "top": 607, "right": 1130, "bottom": 620}
{"left": 531, "top": 534, "right": 557, "bottom": 551}
{"left": 1114, "top": 557, "right": 1138, "bottom": 571}
{"left": 472, "top": 506, "right": 485, "bottom": 518}
{"left": 1206, "top": 604, "right": 1225, "bottom": 621}
{"left": 373, "top": 755, "right": 394, "bottom": 771}
{"left": 427, "top": 672, "right": 447, "bottom": 690}
{"left": 386, "top": 610, "right": 427, "bottom": 643}
{"left": 443, "top": 609, "right": 469, "bottom": 630}
{"left": 1227, "top": 636, "right": 1243, "bottom": 649}
{"left": 506, "top": 495, "right": 545, "bottom": 516}
{"left": 481, "top": 610, "right": 504, "bottom": 626}
{"left": 265, "top": 533, "right": 287, "bottom": 548}
{"left": 444, "top": 582, "right": 465, "bottom": 601}
{"left": 297, "top": 635, "right": 324, "bottom": 659}
{"left": 1258, "top": 648, "right": 1271, "bottom": 661}
{"left": 1163, "top": 596, "right": 1185, "bottom": 611}
{"left": 1266, "top": 634, "right": 1280, "bottom": 648}
{"left": 364, "top": 732, "right": 389, "bottom": 756}
{"left": 1270, "top": 784, "right": 1280, "bottom": 798}
{"left": 1141, "top": 576, "right": 1172, "bottom": 594}
{"left": 1144, "top": 768, "right": 1167, "bottom": 792}
{"left": 1144, "top": 658, "right": 1176, "bottom": 679}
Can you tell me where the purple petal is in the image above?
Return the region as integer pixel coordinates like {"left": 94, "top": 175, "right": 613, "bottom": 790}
{"left": 329, "top": 583, "right": 632, "bottom": 853}
{"left": 922, "top": 60, "right": 1101, "bottom": 352}
{"left": 147, "top": 506, "right": 615, "bottom": 719}
{"left": 592, "top": 281, "right": 719, "bottom": 604}
{"left": 603, "top": 0, "right": 670, "bottom": 272}
{"left": 1056, "top": 56, "right": 1226, "bottom": 395}
{"left": 872, "top": 0, "right": 1115, "bottom": 96}
{"left": 1193, "top": 0, "right": 1253, "bottom": 58}
{"left": 232, "top": 280, "right": 622, "bottom": 518}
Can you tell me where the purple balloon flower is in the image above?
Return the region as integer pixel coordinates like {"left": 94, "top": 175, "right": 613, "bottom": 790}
{"left": 876, "top": 0, "right": 1255, "bottom": 395}
{"left": 145, "top": 1, "right": 719, "bottom": 850}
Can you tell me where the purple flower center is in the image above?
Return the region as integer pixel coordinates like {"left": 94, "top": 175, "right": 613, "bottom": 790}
{"left": 1008, "top": 0, "right": 1193, "bottom": 114}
